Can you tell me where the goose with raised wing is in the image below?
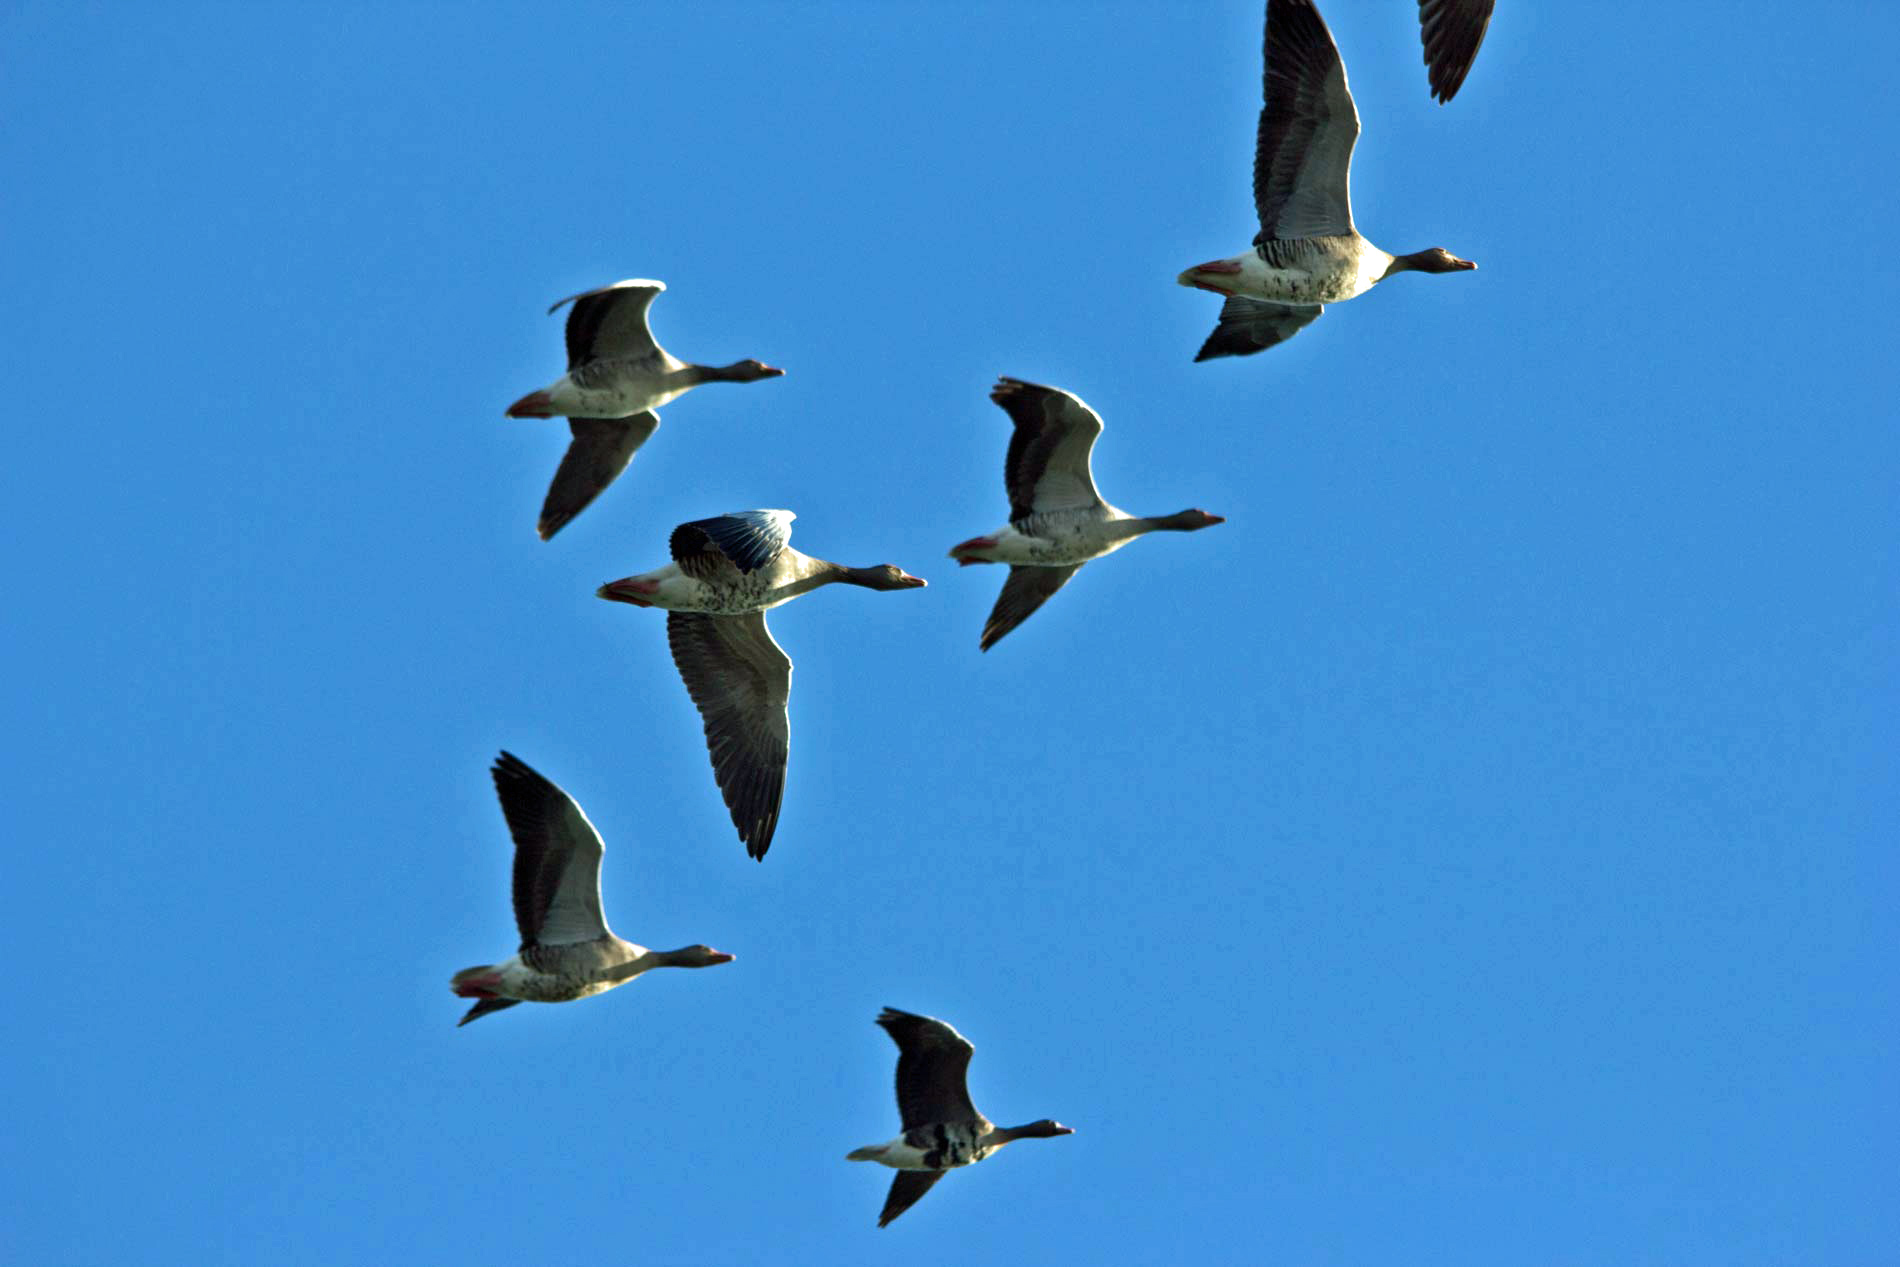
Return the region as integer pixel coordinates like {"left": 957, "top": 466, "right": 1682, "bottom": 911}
{"left": 1417, "top": 0, "right": 1495, "bottom": 103}
{"left": 1178, "top": 0, "right": 1476, "bottom": 361}
{"left": 504, "top": 279, "right": 783, "bottom": 539}
{"left": 597, "top": 510, "right": 926, "bottom": 861}
{"left": 949, "top": 378, "right": 1224, "bottom": 651}
{"left": 847, "top": 1008, "right": 1074, "bottom": 1228}
{"left": 449, "top": 752, "right": 733, "bottom": 1026}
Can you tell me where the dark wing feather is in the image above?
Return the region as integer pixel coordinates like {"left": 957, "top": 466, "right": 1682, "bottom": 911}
{"left": 667, "top": 612, "right": 791, "bottom": 860}
{"left": 877, "top": 1172, "right": 945, "bottom": 1228}
{"left": 538, "top": 413, "right": 659, "bottom": 540}
{"left": 669, "top": 509, "right": 794, "bottom": 576}
{"left": 456, "top": 998, "right": 523, "bottom": 1027}
{"left": 1254, "top": 0, "right": 1360, "bottom": 240}
{"left": 1418, "top": 0, "right": 1495, "bottom": 103}
{"left": 491, "top": 751, "right": 611, "bottom": 947}
{"left": 549, "top": 280, "right": 665, "bottom": 368}
{"left": 979, "top": 565, "right": 1082, "bottom": 652}
{"left": 877, "top": 1008, "right": 980, "bottom": 1129}
{"left": 1193, "top": 297, "right": 1325, "bottom": 362}
{"left": 991, "top": 377, "right": 1105, "bottom": 522}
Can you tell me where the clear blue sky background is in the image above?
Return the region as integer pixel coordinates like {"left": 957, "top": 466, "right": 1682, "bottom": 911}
{"left": 5, "top": 3, "right": 1896, "bottom": 1264}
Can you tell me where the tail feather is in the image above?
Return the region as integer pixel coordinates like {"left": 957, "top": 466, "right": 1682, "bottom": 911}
{"left": 846, "top": 1145, "right": 885, "bottom": 1163}
{"left": 506, "top": 389, "right": 556, "bottom": 418}
{"left": 451, "top": 965, "right": 501, "bottom": 998}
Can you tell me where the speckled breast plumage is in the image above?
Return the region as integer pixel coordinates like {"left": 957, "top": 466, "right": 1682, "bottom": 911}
{"left": 901, "top": 1121, "right": 995, "bottom": 1170}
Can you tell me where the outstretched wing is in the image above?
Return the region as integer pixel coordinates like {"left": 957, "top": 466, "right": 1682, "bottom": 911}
{"left": 667, "top": 612, "right": 792, "bottom": 860}
{"left": 669, "top": 509, "right": 795, "bottom": 576}
{"left": 1254, "top": 0, "right": 1360, "bottom": 240}
{"left": 990, "top": 377, "right": 1106, "bottom": 522}
{"left": 979, "top": 565, "right": 1082, "bottom": 653}
{"left": 456, "top": 998, "right": 523, "bottom": 1027}
{"left": 491, "top": 751, "right": 612, "bottom": 947}
{"left": 549, "top": 279, "right": 666, "bottom": 367}
{"left": 538, "top": 413, "right": 660, "bottom": 540}
{"left": 877, "top": 1171, "right": 945, "bottom": 1227}
{"left": 1418, "top": 0, "right": 1495, "bottom": 103}
{"left": 1193, "top": 297, "right": 1324, "bottom": 362}
{"left": 877, "top": 1008, "right": 980, "bottom": 1130}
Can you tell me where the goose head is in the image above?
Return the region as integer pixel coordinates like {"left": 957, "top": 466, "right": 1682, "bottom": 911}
{"left": 1385, "top": 248, "right": 1477, "bottom": 277}
{"left": 839, "top": 564, "right": 929, "bottom": 591}
{"left": 995, "top": 1119, "right": 1076, "bottom": 1144}
{"left": 1159, "top": 509, "right": 1226, "bottom": 532}
{"left": 708, "top": 359, "right": 786, "bottom": 382}
{"left": 659, "top": 944, "right": 737, "bottom": 968}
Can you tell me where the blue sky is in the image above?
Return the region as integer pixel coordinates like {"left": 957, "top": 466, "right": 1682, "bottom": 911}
{"left": 5, "top": 3, "right": 1896, "bottom": 1263}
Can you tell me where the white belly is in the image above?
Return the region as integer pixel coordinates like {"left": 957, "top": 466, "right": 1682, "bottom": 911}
{"left": 545, "top": 374, "right": 683, "bottom": 418}
{"left": 982, "top": 512, "right": 1137, "bottom": 566}
{"left": 618, "top": 561, "right": 807, "bottom": 614}
{"left": 1189, "top": 236, "right": 1392, "bottom": 305}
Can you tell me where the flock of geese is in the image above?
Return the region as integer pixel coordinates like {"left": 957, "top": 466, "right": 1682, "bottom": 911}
{"left": 451, "top": 0, "right": 1490, "bottom": 1228}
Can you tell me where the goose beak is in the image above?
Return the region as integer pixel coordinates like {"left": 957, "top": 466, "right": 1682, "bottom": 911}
{"left": 896, "top": 572, "right": 928, "bottom": 588}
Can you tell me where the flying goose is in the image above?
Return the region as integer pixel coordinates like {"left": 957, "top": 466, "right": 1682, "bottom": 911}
{"left": 449, "top": 752, "right": 733, "bottom": 1025}
{"left": 949, "top": 377, "right": 1224, "bottom": 651}
{"left": 1417, "top": 0, "right": 1495, "bottom": 103}
{"left": 597, "top": 510, "right": 926, "bottom": 860}
{"left": 504, "top": 279, "right": 784, "bottom": 539}
{"left": 1177, "top": 0, "right": 1476, "bottom": 361}
{"left": 847, "top": 1008, "right": 1074, "bottom": 1228}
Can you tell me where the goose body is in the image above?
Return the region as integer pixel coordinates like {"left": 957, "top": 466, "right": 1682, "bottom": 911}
{"left": 449, "top": 752, "right": 733, "bottom": 1026}
{"left": 598, "top": 511, "right": 926, "bottom": 860}
{"left": 504, "top": 279, "right": 783, "bottom": 539}
{"left": 950, "top": 378, "right": 1224, "bottom": 651}
{"left": 1178, "top": 0, "right": 1475, "bottom": 361}
{"left": 847, "top": 1008, "right": 1074, "bottom": 1228}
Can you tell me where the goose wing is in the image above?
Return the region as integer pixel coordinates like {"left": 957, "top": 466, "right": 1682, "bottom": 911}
{"left": 456, "top": 998, "right": 523, "bottom": 1027}
{"left": 877, "top": 1172, "right": 945, "bottom": 1228}
{"left": 1254, "top": 0, "right": 1360, "bottom": 241}
{"left": 537, "top": 413, "right": 660, "bottom": 540}
{"left": 1418, "top": 0, "right": 1494, "bottom": 103}
{"left": 1193, "top": 297, "right": 1325, "bottom": 362}
{"left": 670, "top": 509, "right": 795, "bottom": 579}
{"left": 667, "top": 611, "right": 791, "bottom": 860}
{"left": 549, "top": 279, "right": 666, "bottom": 367}
{"left": 979, "top": 564, "right": 1083, "bottom": 653}
{"left": 991, "top": 377, "right": 1105, "bottom": 522}
{"left": 491, "top": 751, "right": 612, "bottom": 947}
{"left": 876, "top": 1008, "right": 980, "bottom": 1129}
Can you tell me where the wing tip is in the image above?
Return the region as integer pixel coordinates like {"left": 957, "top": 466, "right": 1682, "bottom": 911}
{"left": 544, "top": 277, "right": 667, "bottom": 315}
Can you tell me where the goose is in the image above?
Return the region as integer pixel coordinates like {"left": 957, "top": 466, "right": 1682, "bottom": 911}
{"left": 449, "top": 751, "right": 733, "bottom": 1025}
{"left": 1417, "top": 0, "right": 1495, "bottom": 103}
{"left": 1177, "top": 0, "right": 1476, "bottom": 361}
{"left": 504, "top": 279, "right": 783, "bottom": 540}
{"left": 949, "top": 377, "right": 1224, "bottom": 651}
{"left": 847, "top": 1008, "right": 1074, "bottom": 1228}
{"left": 597, "top": 510, "right": 926, "bottom": 861}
